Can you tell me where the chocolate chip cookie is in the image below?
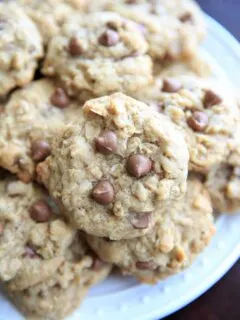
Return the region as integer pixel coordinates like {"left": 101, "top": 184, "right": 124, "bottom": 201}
{"left": 153, "top": 52, "right": 211, "bottom": 78}
{"left": 205, "top": 124, "right": 240, "bottom": 213}
{"left": 0, "top": 79, "right": 84, "bottom": 182}
{"left": 85, "top": 176, "right": 215, "bottom": 284}
{"left": 43, "top": 12, "right": 153, "bottom": 97}
{"left": 133, "top": 75, "right": 240, "bottom": 172}
{"left": 14, "top": 0, "right": 87, "bottom": 44}
{"left": 6, "top": 236, "right": 111, "bottom": 320}
{"left": 105, "top": 0, "right": 205, "bottom": 62}
{"left": 0, "top": 3, "right": 43, "bottom": 97}
{"left": 0, "top": 175, "right": 74, "bottom": 283}
{"left": 37, "top": 93, "right": 189, "bottom": 240}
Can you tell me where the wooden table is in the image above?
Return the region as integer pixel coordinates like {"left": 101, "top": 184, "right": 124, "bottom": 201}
{"left": 166, "top": 1, "right": 240, "bottom": 319}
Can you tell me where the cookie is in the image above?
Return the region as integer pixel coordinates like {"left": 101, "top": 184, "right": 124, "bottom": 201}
{"left": 6, "top": 236, "right": 111, "bottom": 320}
{"left": 0, "top": 3, "right": 43, "bottom": 97}
{"left": 0, "top": 175, "right": 74, "bottom": 283}
{"left": 0, "top": 79, "right": 84, "bottom": 182}
{"left": 152, "top": 52, "right": 211, "bottom": 78}
{"left": 85, "top": 176, "right": 215, "bottom": 284}
{"left": 15, "top": 0, "right": 87, "bottom": 44}
{"left": 104, "top": 0, "right": 205, "bottom": 62}
{"left": 37, "top": 93, "right": 189, "bottom": 240}
{"left": 42, "top": 12, "right": 153, "bottom": 97}
{"left": 205, "top": 125, "right": 240, "bottom": 213}
{"left": 132, "top": 75, "right": 240, "bottom": 173}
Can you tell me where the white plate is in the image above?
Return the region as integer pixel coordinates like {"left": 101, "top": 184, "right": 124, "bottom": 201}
{"left": 1, "top": 15, "right": 240, "bottom": 320}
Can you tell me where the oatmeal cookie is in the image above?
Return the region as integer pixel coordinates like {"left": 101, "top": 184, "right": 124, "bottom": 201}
{"left": 0, "top": 79, "right": 84, "bottom": 182}
{"left": 85, "top": 176, "right": 215, "bottom": 284}
{"left": 104, "top": 0, "right": 205, "bottom": 62}
{"left": 0, "top": 176, "right": 74, "bottom": 283}
{"left": 133, "top": 75, "right": 240, "bottom": 172}
{"left": 43, "top": 12, "right": 152, "bottom": 97}
{"left": 0, "top": 3, "right": 43, "bottom": 97}
{"left": 37, "top": 93, "right": 189, "bottom": 240}
{"left": 6, "top": 236, "right": 111, "bottom": 320}
{"left": 205, "top": 124, "right": 240, "bottom": 213}
{"left": 14, "top": 0, "right": 87, "bottom": 44}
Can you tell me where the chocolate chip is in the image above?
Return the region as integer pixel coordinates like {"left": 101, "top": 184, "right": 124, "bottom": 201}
{"left": 0, "top": 223, "right": 4, "bottom": 236}
{"left": 127, "top": 154, "right": 152, "bottom": 178}
{"left": 203, "top": 90, "right": 222, "bottom": 108}
{"left": 106, "top": 21, "right": 118, "bottom": 31}
{"left": 23, "top": 246, "right": 37, "bottom": 259}
{"left": 179, "top": 13, "right": 193, "bottom": 23}
{"left": 68, "top": 36, "right": 83, "bottom": 56}
{"left": 136, "top": 261, "right": 156, "bottom": 270}
{"left": 91, "top": 180, "right": 115, "bottom": 205}
{"left": 98, "top": 29, "right": 120, "bottom": 47}
{"left": 91, "top": 257, "right": 105, "bottom": 270}
{"left": 30, "top": 200, "right": 53, "bottom": 222}
{"left": 187, "top": 111, "right": 209, "bottom": 132}
{"left": 95, "top": 130, "right": 117, "bottom": 154}
{"left": 125, "top": 0, "right": 137, "bottom": 3}
{"left": 162, "top": 52, "right": 175, "bottom": 62}
{"left": 130, "top": 212, "right": 151, "bottom": 229}
{"left": 162, "top": 78, "right": 182, "bottom": 93}
{"left": 31, "top": 140, "right": 50, "bottom": 162}
{"left": 50, "top": 88, "right": 70, "bottom": 108}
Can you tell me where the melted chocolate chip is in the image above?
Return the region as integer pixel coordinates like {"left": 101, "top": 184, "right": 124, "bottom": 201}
{"left": 91, "top": 181, "right": 115, "bottom": 205}
{"left": 50, "top": 88, "right": 70, "bottom": 108}
{"left": 203, "top": 90, "right": 222, "bottom": 108}
{"left": 68, "top": 36, "right": 84, "bottom": 56}
{"left": 106, "top": 21, "right": 118, "bottom": 31}
{"left": 95, "top": 130, "right": 117, "bottom": 154}
{"left": 31, "top": 140, "right": 50, "bottom": 162}
{"left": 130, "top": 212, "right": 152, "bottom": 229}
{"left": 30, "top": 200, "right": 53, "bottom": 222}
{"left": 162, "top": 78, "right": 182, "bottom": 93}
{"left": 179, "top": 12, "right": 193, "bottom": 23}
{"left": 127, "top": 154, "right": 152, "bottom": 178}
{"left": 98, "top": 29, "right": 120, "bottom": 46}
{"left": 187, "top": 111, "right": 209, "bottom": 132}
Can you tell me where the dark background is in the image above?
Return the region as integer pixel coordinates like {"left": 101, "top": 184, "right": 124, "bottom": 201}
{"left": 166, "top": 1, "right": 240, "bottom": 319}
{"left": 196, "top": 0, "right": 240, "bottom": 40}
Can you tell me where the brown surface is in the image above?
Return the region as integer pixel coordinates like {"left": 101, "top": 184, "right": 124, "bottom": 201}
{"left": 165, "top": 260, "right": 240, "bottom": 320}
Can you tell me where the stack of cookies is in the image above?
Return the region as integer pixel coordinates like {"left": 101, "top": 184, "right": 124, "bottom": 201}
{"left": 0, "top": 1, "right": 239, "bottom": 319}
